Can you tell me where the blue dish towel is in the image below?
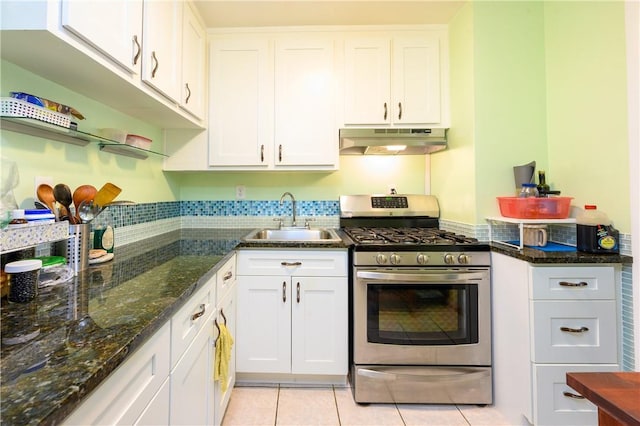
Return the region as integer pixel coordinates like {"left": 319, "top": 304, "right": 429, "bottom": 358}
{"left": 507, "top": 241, "right": 576, "bottom": 252}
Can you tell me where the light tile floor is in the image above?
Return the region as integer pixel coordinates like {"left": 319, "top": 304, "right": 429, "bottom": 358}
{"left": 222, "top": 386, "right": 514, "bottom": 426}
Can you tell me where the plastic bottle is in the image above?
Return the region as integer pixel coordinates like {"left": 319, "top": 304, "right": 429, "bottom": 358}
{"left": 576, "top": 205, "right": 619, "bottom": 253}
{"left": 518, "top": 183, "right": 539, "bottom": 198}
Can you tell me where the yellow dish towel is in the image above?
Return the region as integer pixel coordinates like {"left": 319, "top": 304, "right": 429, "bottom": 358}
{"left": 214, "top": 322, "right": 234, "bottom": 392}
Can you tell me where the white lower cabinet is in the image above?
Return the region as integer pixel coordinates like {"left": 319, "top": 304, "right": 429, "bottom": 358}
{"left": 236, "top": 250, "right": 348, "bottom": 380}
{"left": 492, "top": 253, "right": 621, "bottom": 426}
{"left": 170, "top": 312, "right": 215, "bottom": 425}
{"left": 64, "top": 255, "right": 238, "bottom": 425}
{"left": 63, "top": 322, "right": 171, "bottom": 425}
{"left": 213, "top": 284, "right": 237, "bottom": 426}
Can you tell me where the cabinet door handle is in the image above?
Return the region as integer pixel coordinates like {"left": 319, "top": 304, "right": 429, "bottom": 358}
{"left": 296, "top": 282, "right": 300, "bottom": 303}
{"left": 223, "top": 271, "right": 233, "bottom": 281}
{"left": 559, "top": 281, "right": 588, "bottom": 287}
{"left": 281, "top": 261, "right": 302, "bottom": 267}
{"left": 191, "top": 303, "right": 206, "bottom": 321}
{"left": 563, "top": 391, "right": 585, "bottom": 399}
{"left": 185, "top": 83, "right": 191, "bottom": 104}
{"left": 398, "top": 102, "right": 402, "bottom": 120}
{"left": 260, "top": 145, "right": 265, "bottom": 162}
{"left": 282, "top": 281, "right": 287, "bottom": 303}
{"left": 151, "top": 51, "right": 159, "bottom": 78}
{"left": 560, "top": 326, "right": 589, "bottom": 333}
{"left": 132, "top": 35, "right": 141, "bottom": 65}
{"left": 383, "top": 102, "right": 387, "bottom": 120}
{"left": 278, "top": 144, "right": 283, "bottom": 162}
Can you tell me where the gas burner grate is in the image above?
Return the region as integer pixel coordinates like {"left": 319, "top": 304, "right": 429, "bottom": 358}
{"left": 343, "top": 227, "right": 479, "bottom": 246}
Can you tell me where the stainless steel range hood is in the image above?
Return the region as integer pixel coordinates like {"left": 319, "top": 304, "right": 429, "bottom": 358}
{"left": 339, "top": 128, "right": 447, "bottom": 155}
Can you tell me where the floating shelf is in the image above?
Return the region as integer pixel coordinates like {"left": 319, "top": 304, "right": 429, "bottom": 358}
{"left": 1, "top": 116, "right": 166, "bottom": 159}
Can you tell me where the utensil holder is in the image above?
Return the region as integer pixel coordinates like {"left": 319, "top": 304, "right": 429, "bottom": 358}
{"left": 54, "top": 224, "right": 89, "bottom": 275}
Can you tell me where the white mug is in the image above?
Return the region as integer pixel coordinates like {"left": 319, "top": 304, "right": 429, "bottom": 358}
{"left": 523, "top": 225, "right": 548, "bottom": 247}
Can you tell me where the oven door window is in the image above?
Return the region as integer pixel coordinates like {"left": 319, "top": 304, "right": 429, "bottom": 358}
{"left": 367, "top": 284, "right": 478, "bottom": 345}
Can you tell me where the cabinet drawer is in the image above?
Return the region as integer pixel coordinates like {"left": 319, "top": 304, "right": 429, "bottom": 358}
{"left": 238, "top": 250, "right": 347, "bottom": 277}
{"left": 216, "top": 253, "right": 236, "bottom": 304}
{"left": 531, "top": 300, "right": 618, "bottom": 363}
{"left": 532, "top": 364, "right": 619, "bottom": 426}
{"left": 530, "top": 266, "right": 615, "bottom": 300}
{"left": 171, "top": 277, "right": 216, "bottom": 368}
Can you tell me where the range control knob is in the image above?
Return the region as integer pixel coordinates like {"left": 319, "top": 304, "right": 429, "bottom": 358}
{"left": 390, "top": 254, "right": 401, "bottom": 265}
{"left": 416, "top": 253, "right": 429, "bottom": 265}
{"left": 375, "top": 253, "right": 388, "bottom": 265}
{"left": 444, "top": 253, "right": 455, "bottom": 265}
{"left": 458, "top": 254, "right": 470, "bottom": 264}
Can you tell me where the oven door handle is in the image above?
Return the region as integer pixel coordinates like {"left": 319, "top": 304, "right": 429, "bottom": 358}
{"left": 356, "top": 270, "right": 486, "bottom": 283}
{"left": 357, "top": 367, "right": 491, "bottom": 383}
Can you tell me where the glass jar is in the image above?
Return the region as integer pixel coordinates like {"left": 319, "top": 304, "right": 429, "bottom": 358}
{"left": 518, "top": 183, "right": 539, "bottom": 198}
{"left": 5, "top": 259, "right": 42, "bottom": 303}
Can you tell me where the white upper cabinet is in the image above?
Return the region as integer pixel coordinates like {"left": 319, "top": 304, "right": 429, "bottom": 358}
{"left": 344, "top": 31, "right": 447, "bottom": 127}
{"left": 208, "top": 32, "right": 338, "bottom": 170}
{"left": 344, "top": 37, "right": 391, "bottom": 125}
{"left": 61, "top": 0, "right": 143, "bottom": 76}
{"left": 180, "top": 2, "right": 207, "bottom": 119}
{"left": 209, "top": 38, "right": 272, "bottom": 167}
{"left": 142, "top": 0, "right": 182, "bottom": 103}
{"left": 2, "top": 0, "right": 203, "bottom": 128}
{"left": 274, "top": 38, "right": 337, "bottom": 167}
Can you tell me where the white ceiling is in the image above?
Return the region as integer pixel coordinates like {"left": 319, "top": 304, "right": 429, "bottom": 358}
{"left": 192, "top": 1, "right": 466, "bottom": 28}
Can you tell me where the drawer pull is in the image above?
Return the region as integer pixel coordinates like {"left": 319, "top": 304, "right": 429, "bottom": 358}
{"left": 223, "top": 271, "right": 233, "bottom": 281}
{"left": 191, "top": 303, "right": 206, "bottom": 321}
{"left": 563, "top": 391, "right": 585, "bottom": 399}
{"left": 559, "top": 281, "right": 588, "bottom": 287}
{"left": 560, "top": 326, "right": 589, "bottom": 333}
{"left": 281, "top": 261, "right": 302, "bottom": 267}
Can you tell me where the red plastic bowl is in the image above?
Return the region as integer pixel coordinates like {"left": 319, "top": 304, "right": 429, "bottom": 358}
{"left": 497, "top": 197, "right": 573, "bottom": 219}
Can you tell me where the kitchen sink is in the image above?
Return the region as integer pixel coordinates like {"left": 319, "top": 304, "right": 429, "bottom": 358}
{"left": 242, "top": 227, "right": 342, "bottom": 243}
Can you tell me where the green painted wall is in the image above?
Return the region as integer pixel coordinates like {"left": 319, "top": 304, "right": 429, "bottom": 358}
{"left": 433, "top": 1, "right": 547, "bottom": 225}
{"left": 433, "top": 1, "right": 630, "bottom": 232}
{"left": 544, "top": 2, "right": 630, "bottom": 231}
{"left": 172, "top": 155, "right": 427, "bottom": 200}
{"left": 431, "top": 2, "right": 476, "bottom": 225}
{"left": 0, "top": 60, "right": 180, "bottom": 207}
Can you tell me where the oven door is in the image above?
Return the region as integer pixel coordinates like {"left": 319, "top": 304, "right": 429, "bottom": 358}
{"left": 353, "top": 268, "right": 491, "bottom": 366}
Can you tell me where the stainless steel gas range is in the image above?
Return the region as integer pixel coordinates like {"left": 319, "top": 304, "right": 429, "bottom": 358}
{"left": 340, "top": 194, "right": 492, "bottom": 405}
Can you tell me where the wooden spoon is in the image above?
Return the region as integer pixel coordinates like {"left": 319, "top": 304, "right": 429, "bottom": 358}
{"left": 37, "top": 184, "right": 56, "bottom": 213}
{"left": 53, "top": 183, "right": 76, "bottom": 224}
{"left": 73, "top": 185, "right": 97, "bottom": 222}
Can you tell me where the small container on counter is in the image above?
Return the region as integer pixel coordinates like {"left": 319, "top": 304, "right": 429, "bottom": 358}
{"left": 5, "top": 259, "right": 42, "bottom": 303}
{"left": 518, "top": 183, "right": 539, "bottom": 198}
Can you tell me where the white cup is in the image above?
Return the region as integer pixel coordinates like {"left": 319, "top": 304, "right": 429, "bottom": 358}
{"left": 523, "top": 225, "right": 548, "bottom": 247}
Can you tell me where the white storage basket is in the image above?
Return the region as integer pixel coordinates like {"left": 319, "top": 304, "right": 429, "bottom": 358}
{"left": 1, "top": 97, "right": 71, "bottom": 128}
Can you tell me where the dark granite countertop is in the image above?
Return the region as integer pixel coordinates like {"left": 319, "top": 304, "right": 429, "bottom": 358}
{"left": 0, "top": 228, "right": 250, "bottom": 426}
{"left": 491, "top": 242, "right": 633, "bottom": 264}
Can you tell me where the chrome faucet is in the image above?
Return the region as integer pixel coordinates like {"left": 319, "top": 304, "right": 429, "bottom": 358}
{"left": 279, "top": 192, "right": 297, "bottom": 227}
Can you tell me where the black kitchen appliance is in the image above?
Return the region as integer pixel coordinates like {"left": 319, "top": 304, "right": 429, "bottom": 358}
{"left": 340, "top": 194, "right": 492, "bottom": 405}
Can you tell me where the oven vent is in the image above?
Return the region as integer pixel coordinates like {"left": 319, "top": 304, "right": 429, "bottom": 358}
{"left": 339, "top": 128, "right": 447, "bottom": 155}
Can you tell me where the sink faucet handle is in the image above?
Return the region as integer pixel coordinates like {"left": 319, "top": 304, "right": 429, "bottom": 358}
{"left": 273, "top": 217, "right": 284, "bottom": 229}
{"left": 304, "top": 217, "right": 316, "bottom": 229}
